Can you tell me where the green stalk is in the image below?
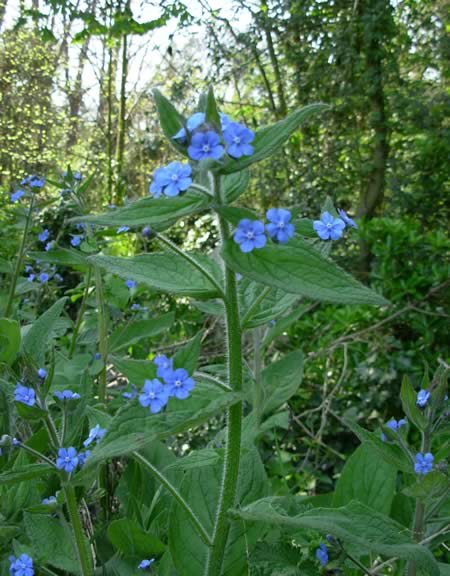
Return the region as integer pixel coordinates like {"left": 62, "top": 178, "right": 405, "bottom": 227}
{"left": 69, "top": 267, "right": 92, "bottom": 359}
{"left": 4, "top": 193, "right": 35, "bottom": 317}
{"left": 94, "top": 267, "right": 108, "bottom": 403}
{"left": 205, "top": 174, "right": 243, "bottom": 576}
{"left": 252, "top": 327, "right": 264, "bottom": 427}
{"left": 63, "top": 484, "right": 93, "bottom": 576}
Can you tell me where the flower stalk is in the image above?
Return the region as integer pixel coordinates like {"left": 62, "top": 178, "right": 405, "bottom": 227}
{"left": 63, "top": 483, "right": 94, "bottom": 576}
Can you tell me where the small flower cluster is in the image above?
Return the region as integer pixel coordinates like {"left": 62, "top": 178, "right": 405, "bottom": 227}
{"left": 313, "top": 209, "right": 357, "bottom": 241}
{"left": 10, "top": 175, "right": 44, "bottom": 203}
{"left": 416, "top": 388, "right": 430, "bottom": 408}
{"left": 138, "top": 355, "right": 195, "bottom": 413}
{"left": 234, "top": 208, "right": 295, "bottom": 253}
{"left": 55, "top": 426, "right": 105, "bottom": 473}
{"left": 315, "top": 543, "right": 328, "bottom": 566}
{"left": 9, "top": 553, "right": 34, "bottom": 576}
{"left": 380, "top": 418, "right": 407, "bottom": 442}
{"left": 25, "top": 261, "right": 61, "bottom": 284}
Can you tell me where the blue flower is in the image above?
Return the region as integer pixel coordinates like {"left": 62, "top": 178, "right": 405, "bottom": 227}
{"left": 78, "top": 450, "right": 91, "bottom": 467}
{"left": 131, "top": 303, "right": 142, "bottom": 310}
{"left": 414, "top": 452, "right": 434, "bottom": 475}
{"left": 44, "top": 242, "right": 54, "bottom": 252}
{"left": 108, "top": 204, "right": 117, "bottom": 210}
{"left": 54, "top": 390, "right": 81, "bottom": 401}
{"left": 76, "top": 223, "right": 85, "bottom": 231}
{"left": 188, "top": 131, "right": 225, "bottom": 161}
{"left": 38, "top": 229, "right": 49, "bottom": 242}
{"left": 220, "top": 112, "right": 231, "bottom": 132}
{"left": 380, "top": 418, "right": 407, "bottom": 441}
{"left": 234, "top": 219, "right": 267, "bottom": 253}
{"left": 153, "top": 355, "right": 173, "bottom": 378}
{"left": 142, "top": 226, "right": 152, "bottom": 237}
{"left": 163, "top": 368, "right": 195, "bottom": 400}
{"left": 313, "top": 212, "right": 345, "bottom": 241}
{"left": 315, "top": 543, "right": 328, "bottom": 566}
{"left": 38, "top": 272, "right": 49, "bottom": 283}
{"left": 83, "top": 424, "right": 106, "bottom": 447}
{"left": 338, "top": 208, "right": 358, "bottom": 229}
{"left": 56, "top": 447, "right": 79, "bottom": 473}
{"left": 266, "top": 208, "right": 295, "bottom": 244}
{"left": 125, "top": 279, "right": 137, "bottom": 289}
{"left": 41, "top": 495, "right": 57, "bottom": 505}
{"left": 72, "top": 171, "right": 83, "bottom": 181}
{"left": 70, "top": 235, "right": 82, "bottom": 247}
{"left": 11, "top": 190, "right": 25, "bottom": 202}
{"left": 27, "top": 273, "right": 35, "bottom": 282}
{"left": 14, "top": 384, "right": 36, "bottom": 406}
{"left": 117, "top": 226, "right": 130, "bottom": 234}
{"left": 138, "top": 558, "right": 155, "bottom": 570}
{"left": 94, "top": 352, "right": 101, "bottom": 360}
{"left": 149, "top": 162, "right": 192, "bottom": 198}
{"left": 21, "top": 175, "right": 44, "bottom": 188}
{"left": 37, "top": 368, "right": 47, "bottom": 379}
{"left": 139, "top": 379, "right": 169, "bottom": 413}
{"left": 173, "top": 112, "right": 206, "bottom": 141}
{"left": 122, "top": 384, "right": 138, "bottom": 399}
{"left": 416, "top": 389, "right": 431, "bottom": 408}
{"left": 54, "top": 273, "right": 63, "bottom": 283}
{"left": 9, "top": 553, "right": 34, "bottom": 576}
{"left": 223, "top": 122, "right": 255, "bottom": 158}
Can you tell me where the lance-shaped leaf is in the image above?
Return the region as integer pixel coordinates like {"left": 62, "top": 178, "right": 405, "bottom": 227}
{"left": 109, "top": 313, "right": 175, "bottom": 353}
{"left": 223, "top": 237, "right": 388, "bottom": 306}
{"left": 29, "top": 248, "right": 88, "bottom": 270}
{"left": 0, "top": 318, "right": 21, "bottom": 364}
{"left": 219, "top": 103, "right": 330, "bottom": 174}
{"left": 261, "top": 350, "right": 304, "bottom": 415}
{"left": 22, "top": 297, "right": 67, "bottom": 362}
{"left": 71, "top": 191, "right": 209, "bottom": 228}
{"left": 230, "top": 499, "right": 439, "bottom": 576}
{"left": 223, "top": 169, "right": 250, "bottom": 203}
{"left": 153, "top": 89, "right": 188, "bottom": 155}
{"left": 0, "top": 463, "right": 55, "bottom": 485}
{"left": 89, "top": 251, "right": 222, "bottom": 298}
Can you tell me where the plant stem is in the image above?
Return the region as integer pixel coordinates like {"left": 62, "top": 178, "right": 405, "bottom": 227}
{"left": 94, "top": 267, "right": 108, "bottom": 403}
{"left": 133, "top": 452, "right": 212, "bottom": 546}
{"left": 252, "top": 327, "right": 264, "bottom": 427}
{"left": 205, "top": 174, "right": 243, "bottom": 576}
{"left": 4, "top": 193, "right": 35, "bottom": 317}
{"left": 63, "top": 484, "right": 93, "bottom": 576}
{"left": 44, "top": 413, "right": 61, "bottom": 449}
{"left": 69, "top": 267, "right": 92, "bottom": 359}
{"left": 14, "top": 442, "right": 57, "bottom": 468}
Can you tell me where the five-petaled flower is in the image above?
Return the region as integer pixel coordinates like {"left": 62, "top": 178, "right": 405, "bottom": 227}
{"left": 414, "top": 452, "right": 434, "bottom": 475}
{"left": 416, "top": 389, "right": 431, "bottom": 408}
{"left": 21, "top": 175, "right": 45, "bottom": 189}
{"left": 223, "top": 122, "right": 255, "bottom": 158}
{"left": 380, "top": 418, "right": 407, "bottom": 442}
{"left": 70, "top": 235, "right": 82, "bottom": 247}
{"left": 38, "top": 229, "right": 50, "bottom": 242}
{"left": 14, "top": 384, "right": 36, "bottom": 406}
{"left": 164, "top": 368, "right": 195, "bottom": 400}
{"left": 83, "top": 424, "right": 106, "bottom": 447}
{"left": 9, "top": 553, "right": 34, "bottom": 576}
{"left": 138, "top": 558, "right": 155, "bottom": 570}
{"left": 338, "top": 208, "right": 358, "bottom": 229}
{"left": 188, "top": 131, "right": 225, "bottom": 161}
{"left": 139, "top": 379, "right": 169, "bottom": 413}
{"left": 313, "top": 212, "right": 345, "bottom": 241}
{"left": 315, "top": 543, "right": 328, "bottom": 566}
{"left": 153, "top": 355, "right": 173, "bottom": 379}
{"left": 39, "top": 272, "right": 49, "bottom": 283}
{"left": 234, "top": 219, "right": 267, "bottom": 253}
{"left": 266, "top": 208, "right": 295, "bottom": 244}
{"left": 11, "top": 190, "right": 25, "bottom": 202}
{"left": 149, "top": 161, "right": 192, "bottom": 198}
{"left": 54, "top": 390, "right": 81, "bottom": 401}
{"left": 56, "top": 447, "right": 79, "bottom": 473}
{"left": 125, "top": 279, "right": 137, "bottom": 290}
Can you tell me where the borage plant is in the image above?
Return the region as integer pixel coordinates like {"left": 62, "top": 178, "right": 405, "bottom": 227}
{"left": 0, "top": 88, "right": 448, "bottom": 576}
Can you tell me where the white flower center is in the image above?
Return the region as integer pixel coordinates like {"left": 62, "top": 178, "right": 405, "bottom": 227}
{"left": 246, "top": 231, "right": 254, "bottom": 239}
{"left": 149, "top": 392, "right": 155, "bottom": 399}
{"left": 326, "top": 223, "right": 332, "bottom": 229}
{"left": 175, "top": 380, "right": 182, "bottom": 387}
{"left": 202, "top": 144, "right": 210, "bottom": 152}
{"left": 65, "top": 456, "right": 70, "bottom": 463}
{"left": 171, "top": 174, "right": 179, "bottom": 181}
{"left": 278, "top": 221, "right": 285, "bottom": 228}
{"left": 233, "top": 136, "right": 241, "bottom": 144}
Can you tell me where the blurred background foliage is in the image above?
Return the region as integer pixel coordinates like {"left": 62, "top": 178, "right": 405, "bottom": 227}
{"left": 0, "top": 0, "right": 448, "bottom": 491}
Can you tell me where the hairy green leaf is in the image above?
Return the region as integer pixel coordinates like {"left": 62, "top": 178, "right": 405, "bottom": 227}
{"left": 109, "top": 313, "right": 175, "bottom": 353}
{"left": 0, "top": 318, "right": 21, "bottom": 364}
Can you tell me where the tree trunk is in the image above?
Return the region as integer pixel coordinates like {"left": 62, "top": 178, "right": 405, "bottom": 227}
{"left": 114, "top": 19, "right": 129, "bottom": 204}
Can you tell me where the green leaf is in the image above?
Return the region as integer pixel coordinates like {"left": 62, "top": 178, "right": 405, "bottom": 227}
{"left": 29, "top": 248, "right": 88, "bottom": 270}
{"left": 231, "top": 499, "right": 439, "bottom": 576}
{"left": 22, "top": 297, "right": 67, "bottom": 362}
{"left": 205, "top": 85, "right": 221, "bottom": 129}
{"left": 0, "top": 463, "right": 55, "bottom": 485}
{"left": 0, "top": 318, "right": 21, "bottom": 364}
{"left": 77, "top": 382, "right": 241, "bottom": 472}
{"left": 215, "top": 205, "right": 259, "bottom": 226}
{"left": 223, "top": 170, "right": 250, "bottom": 203}
{"left": 107, "top": 518, "right": 165, "bottom": 557}
{"left": 344, "top": 419, "right": 412, "bottom": 473}
{"left": 71, "top": 191, "right": 209, "bottom": 228}
{"left": 402, "top": 471, "right": 449, "bottom": 501}
{"left": 262, "top": 305, "right": 309, "bottom": 347}
{"left": 0, "top": 525, "right": 19, "bottom": 546}
{"left": 219, "top": 103, "right": 330, "bottom": 174}
{"left": 153, "top": 89, "right": 188, "bottom": 155}
{"left": 262, "top": 350, "right": 304, "bottom": 416}
{"left": 223, "top": 237, "right": 388, "bottom": 306}
{"left": 400, "top": 375, "right": 427, "bottom": 431}
{"left": 109, "top": 313, "right": 175, "bottom": 353}
{"left": 166, "top": 448, "right": 222, "bottom": 471}
{"left": 239, "top": 279, "right": 299, "bottom": 329}
{"left": 333, "top": 444, "right": 397, "bottom": 515}
{"left": 110, "top": 355, "right": 156, "bottom": 385}
{"left": 89, "top": 252, "right": 222, "bottom": 298}
{"left": 173, "top": 332, "right": 203, "bottom": 374}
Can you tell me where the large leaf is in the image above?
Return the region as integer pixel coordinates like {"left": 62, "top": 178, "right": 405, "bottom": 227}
{"left": 0, "top": 318, "right": 21, "bottom": 364}
{"left": 223, "top": 237, "right": 388, "bottom": 306}
{"left": 78, "top": 381, "right": 241, "bottom": 471}
{"left": 0, "top": 463, "right": 55, "bottom": 485}
{"left": 107, "top": 518, "right": 165, "bottom": 557}
{"left": 169, "top": 448, "right": 269, "bottom": 576}
{"left": 108, "top": 313, "right": 175, "bottom": 353}
{"left": 29, "top": 248, "right": 88, "bottom": 270}
{"left": 333, "top": 444, "right": 397, "bottom": 515}
{"left": 219, "top": 103, "right": 329, "bottom": 174}
{"left": 261, "top": 350, "right": 304, "bottom": 416}
{"left": 72, "top": 191, "right": 209, "bottom": 228}
{"left": 89, "top": 252, "right": 222, "bottom": 298}
{"left": 22, "top": 297, "right": 67, "bottom": 362}
{"left": 231, "top": 499, "right": 439, "bottom": 576}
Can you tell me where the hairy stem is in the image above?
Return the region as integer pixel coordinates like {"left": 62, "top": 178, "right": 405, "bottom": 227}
{"left": 133, "top": 452, "right": 212, "bottom": 546}
{"left": 205, "top": 173, "right": 243, "bottom": 576}
{"left": 5, "top": 193, "right": 35, "bottom": 317}
{"left": 94, "top": 267, "right": 108, "bottom": 403}
{"left": 63, "top": 484, "right": 93, "bottom": 576}
{"left": 69, "top": 267, "right": 92, "bottom": 359}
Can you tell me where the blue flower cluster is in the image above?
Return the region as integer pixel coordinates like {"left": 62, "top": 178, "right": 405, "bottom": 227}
{"left": 138, "top": 355, "right": 195, "bottom": 413}
{"left": 234, "top": 208, "right": 295, "bottom": 253}
{"left": 380, "top": 418, "right": 407, "bottom": 442}
{"left": 54, "top": 390, "right": 81, "bottom": 401}
{"left": 313, "top": 209, "right": 357, "bottom": 241}
{"left": 9, "top": 553, "right": 34, "bottom": 576}
{"left": 21, "top": 174, "right": 45, "bottom": 189}
{"left": 416, "top": 389, "right": 431, "bottom": 408}
{"left": 25, "top": 260, "right": 60, "bottom": 284}
{"left": 315, "top": 543, "right": 328, "bottom": 566}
